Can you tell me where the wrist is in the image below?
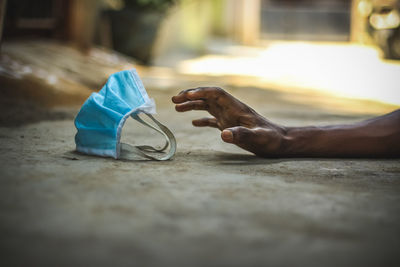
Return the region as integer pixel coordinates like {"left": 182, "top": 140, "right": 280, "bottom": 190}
{"left": 279, "top": 126, "right": 324, "bottom": 157}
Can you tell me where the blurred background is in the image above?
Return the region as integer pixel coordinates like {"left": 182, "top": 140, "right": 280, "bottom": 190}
{"left": 1, "top": 2, "right": 400, "bottom": 266}
{"left": 0, "top": 0, "right": 399, "bottom": 122}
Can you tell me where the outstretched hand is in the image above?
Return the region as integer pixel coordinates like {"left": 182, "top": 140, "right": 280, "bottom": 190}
{"left": 173, "top": 87, "right": 400, "bottom": 158}
{"left": 172, "top": 87, "right": 287, "bottom": 157}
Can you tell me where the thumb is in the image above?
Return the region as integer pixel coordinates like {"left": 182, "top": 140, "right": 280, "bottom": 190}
{"left": 221, "top": 126, "right": 254, "bottom": 144}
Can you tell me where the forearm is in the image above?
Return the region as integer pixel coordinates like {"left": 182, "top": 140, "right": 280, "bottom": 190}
{"left": 281, "top": 109, "right": 400, "bottom": 158}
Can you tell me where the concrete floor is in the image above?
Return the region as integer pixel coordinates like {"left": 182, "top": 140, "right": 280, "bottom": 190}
{"left": 0, "top": 82, "right": 399, "bottom": 267}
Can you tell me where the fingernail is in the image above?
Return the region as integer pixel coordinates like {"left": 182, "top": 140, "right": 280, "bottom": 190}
{"left": 221, "top": 130, "right": 233, "bottom": 143}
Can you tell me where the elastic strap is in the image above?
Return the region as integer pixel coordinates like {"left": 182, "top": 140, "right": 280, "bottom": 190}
{"left": 122, "top": 114, "right": 176, "bottom": 161}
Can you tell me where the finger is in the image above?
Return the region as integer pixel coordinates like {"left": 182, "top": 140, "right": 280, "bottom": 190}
{"left": 172, "top": 87, "right": 224, "bottom": 103}
{"left": 175, "top": 100, "right": 208, "bottom": 112}
{"left": 221, "top": 126, "right": 254, "bottom": 144}
{"left": 171, "top": 88, "right": 197, "bottom": 103}
{"left": 186, "top": 87, "right": 223, "bottom": 100}
{"left": 192, "top": 117, "right": 218, "bottom": 128}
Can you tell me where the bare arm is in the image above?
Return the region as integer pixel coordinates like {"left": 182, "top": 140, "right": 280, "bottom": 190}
{"left": 281, "top": 110, "right": 400, "bottom": 158}
{"left": 172, "top": 87, "right": 400, "bottom": 158}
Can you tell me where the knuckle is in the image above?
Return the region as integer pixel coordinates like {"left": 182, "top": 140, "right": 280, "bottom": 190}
{"left": 236, "top": 128, "right": 253, "bottom": 141}
{"left": 193, "top": 87, "right": 204, "bottom": 93}
{"left": 181, "top": 88, "right": 195, "bottom": 94}
{"left": 214, "top": 87, "right": 224, "bottom": 95}
{"left": 194, "top": 101, "right": 205, "bottom": 110}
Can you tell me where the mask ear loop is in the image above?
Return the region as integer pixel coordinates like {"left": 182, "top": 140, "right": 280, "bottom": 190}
{"left": 131, "top": 114, "right": 169, "bottom": 152}
{"left": 123, "top": 113, "right": 176, "bottom": 161}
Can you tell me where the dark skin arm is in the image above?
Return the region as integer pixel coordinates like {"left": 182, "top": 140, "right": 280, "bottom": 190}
{"left": 172, "top": 87, "right": 400, "bottom": 158}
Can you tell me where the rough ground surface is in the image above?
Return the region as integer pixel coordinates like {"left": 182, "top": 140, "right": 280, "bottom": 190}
{"left": 0, "top": 83, "right": 399, "bottom": 267}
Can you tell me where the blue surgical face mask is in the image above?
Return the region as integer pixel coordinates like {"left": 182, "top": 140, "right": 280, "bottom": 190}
{"left": 74, "top": 69, "right": 176, "bottom": 160}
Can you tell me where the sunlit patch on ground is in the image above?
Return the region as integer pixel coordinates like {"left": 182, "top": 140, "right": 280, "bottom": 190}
{"left": 178, "top": 42, "right": 400, "bottom": 106}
